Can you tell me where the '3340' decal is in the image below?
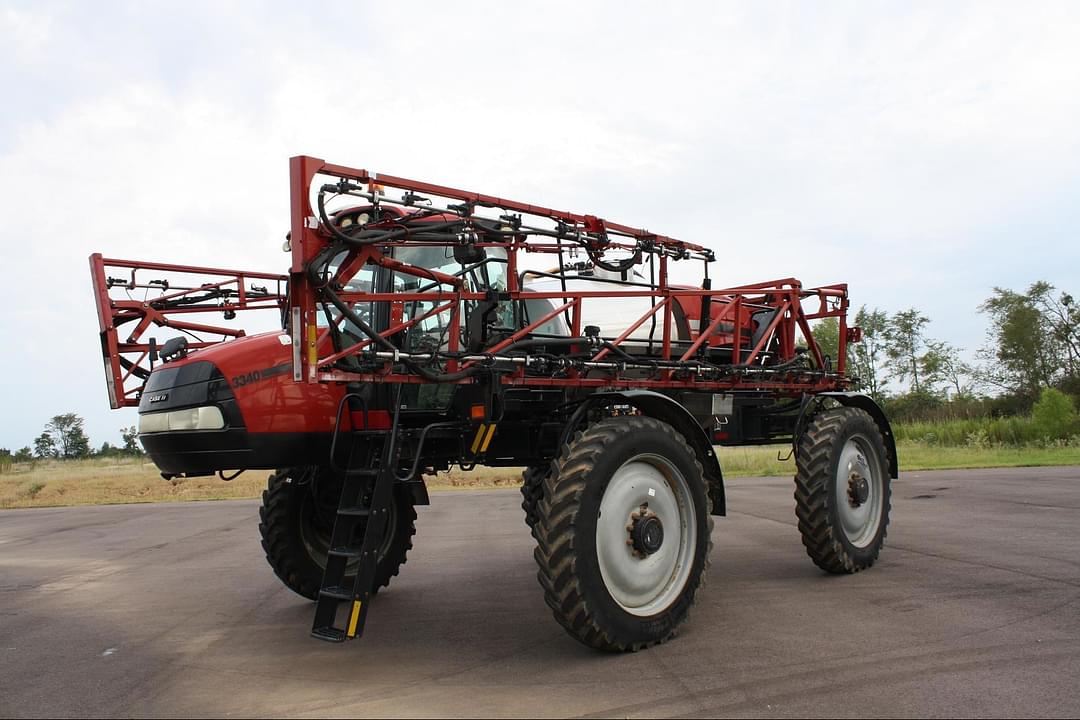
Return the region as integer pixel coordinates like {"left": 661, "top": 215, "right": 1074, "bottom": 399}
{"left": 231, "top": 363, "right": 292, "bottom": 388}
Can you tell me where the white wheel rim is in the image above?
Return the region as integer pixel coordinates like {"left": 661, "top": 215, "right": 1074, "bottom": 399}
{"left": 595, "top": 454, "right": 697, "bottom": 616}
{"left": 834, "top": 435, "right": 883, "bottom": 548}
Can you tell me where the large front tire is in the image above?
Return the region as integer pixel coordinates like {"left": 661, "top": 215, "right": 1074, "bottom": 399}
{"left": 259, "top": 467, "right": 416, "bottom": 600}
{"left": 533, "top": 416, "right": 713, "bottom": 651}
{"left": 520, "top": 464, "right": 551, "bottom": 538}
{"left": 795, "top": 407, "right": 891, "bottom": 573}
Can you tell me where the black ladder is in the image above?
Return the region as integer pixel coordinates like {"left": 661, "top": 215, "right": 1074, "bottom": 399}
{"left": 310, "top": 423, "right": 400, "bottom": 643}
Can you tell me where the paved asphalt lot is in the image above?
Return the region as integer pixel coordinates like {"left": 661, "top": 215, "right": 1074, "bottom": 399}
{"left": 1, "top": 466, "right": 1079, "bottom": 718}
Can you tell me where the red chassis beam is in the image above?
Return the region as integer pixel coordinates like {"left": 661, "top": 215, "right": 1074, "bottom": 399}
{"left": 89, "top": 254, "right": 286, "bottom": 408}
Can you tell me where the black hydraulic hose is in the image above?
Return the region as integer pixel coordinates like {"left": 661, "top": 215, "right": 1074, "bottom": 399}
{"left": 648, "top": 252, "right": 657, "bottom": 354}
{"left": 497, "top": 336, "right": 588, "bottom": 354}
{"left": 319, "top": 282, "right": 481, "bottom": 381}
{"left": 308, "top": 262, "right": 397, "bottom": 353}
{"left": 601, "top": 340, "right": 638, "bottom": 363}
{"left": 556, "top": 237, "right": 572, "bottom": 329}
{"left": 588, "top": 248, "right": 641, "bottom": 274}
{"left": 318, "top": 188, "right": 382, "bottom": 246}
{"left": 306, "top": 242, "right": 484, "bottom": 383}
{"left": 495, "top": 337, "right": 652, "bottom": 365}
{"left": 408, "top": 360, "right": 482, "bottom": 383}
{"left": 318, "top": 186, "right": 464, "bottom": 246}
{"left": 351, "top": 228, "right": 463, "bottom": 243}
{"left": 319, "top": 184, "right": 644, "bottom": 268}
{"left": 151, "top": 288, "right": 230, "bottom": 310}
{"left": 394, "top": 421, "right": 462, "bottom": 482}
{"left": 756, "top": 352, "right": 810, "bottom": 371}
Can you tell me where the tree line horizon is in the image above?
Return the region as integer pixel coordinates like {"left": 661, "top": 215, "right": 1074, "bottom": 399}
{"left": 2, "top": 278, "right": 1077, "bottom": 465}
{"left": 812, "top": 279, "right": 1078, "bottom": 423}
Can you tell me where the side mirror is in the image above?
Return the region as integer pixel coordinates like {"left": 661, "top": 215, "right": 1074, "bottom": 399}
{"left": 160, "top": 336, "right": 189, "bottom": 363}
{"left": 454, "top": 243, "right": 486, "bottom": 265}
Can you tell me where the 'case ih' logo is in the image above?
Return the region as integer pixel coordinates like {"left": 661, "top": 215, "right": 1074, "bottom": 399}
{"left": 149, "top": 394, "right": 168, "bottom": 403}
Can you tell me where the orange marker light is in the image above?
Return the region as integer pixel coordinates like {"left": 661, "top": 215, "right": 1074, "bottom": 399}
{"left": 470, "top": 404, "right": 486, "bottom": 420}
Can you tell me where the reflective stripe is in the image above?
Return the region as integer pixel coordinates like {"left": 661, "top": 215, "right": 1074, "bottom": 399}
{"left": 480, "top": 424, "right": 497, "bottom": 452}
{"left": 470, "top": 424, "right": 487, "bottom": 454}
{"left": 347, "top": 600, "right": 362, "bottom": 638}
{"left": 306, "top": 323, "right": 318, "bottom": 370}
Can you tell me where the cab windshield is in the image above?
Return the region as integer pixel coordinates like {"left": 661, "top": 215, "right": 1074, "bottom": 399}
{"left": 316, "top": 244, "right": 510, "bottom": 355}
{"left": 392, "top": 245, "right": 509, "bottom": 350}
{"left": 393, "top": 245, "right": 506, "bottom": 294}
{"left": 391, "top": 244, "right": 509, "bottom": 411}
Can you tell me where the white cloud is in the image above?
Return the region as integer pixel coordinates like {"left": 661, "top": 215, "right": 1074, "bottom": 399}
{"left": 0, "top": 5, "right": 55, "bottom": 62}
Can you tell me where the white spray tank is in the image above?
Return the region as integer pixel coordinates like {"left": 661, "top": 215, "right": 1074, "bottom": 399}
{"left": 520, "top": 264, "right": 690, "bottom": 352}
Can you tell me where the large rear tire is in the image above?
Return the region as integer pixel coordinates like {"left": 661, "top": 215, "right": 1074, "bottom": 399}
{"left": 533, "top": 416, "right": 713, "bottom": 651}
{"left": 259, "top": 466, "right": 416, "bottom": 600}
{"left": 794, "top": 407, "right": 891, "bottom": 573}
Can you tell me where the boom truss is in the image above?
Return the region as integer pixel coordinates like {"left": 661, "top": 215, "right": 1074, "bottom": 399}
{"left": 286, "top": 156, "right": 857, "bottom": 396}
{"left": 90, "top": 155, "right": 860, "bottom": 406}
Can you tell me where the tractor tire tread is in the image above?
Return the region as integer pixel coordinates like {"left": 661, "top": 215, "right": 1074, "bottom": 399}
{"left": 258, "top": 469, "right": 416, "bottom": 601}
{"left": 533, "top": 416, "right": 712, "bottom": 652}
{"left": 794, "top": 406, "right": 890, "bottom": 574}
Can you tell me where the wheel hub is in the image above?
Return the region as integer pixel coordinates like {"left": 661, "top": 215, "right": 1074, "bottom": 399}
{"left": 597, "top": 455, "right": 697, "bottom": 616}
{"left": 628, "top": 507, "right": 664, "bottom": 557}
{"left": 848, "top": 471, "right": 870, "bottom": 507}
{"left": 833, "top": 439, "right": 883, "bottom": 549}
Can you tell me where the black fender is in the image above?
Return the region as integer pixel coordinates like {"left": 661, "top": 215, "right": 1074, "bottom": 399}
{"left": 565, "top": 390, "right": 726, "bottom": 516}
{"left": 816, "top": 392, "right": 898, "bottom": 479}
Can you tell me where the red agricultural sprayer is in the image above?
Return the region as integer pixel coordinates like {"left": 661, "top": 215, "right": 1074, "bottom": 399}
{"left": 90, "top": 156, "right": 895, "bottom": 651}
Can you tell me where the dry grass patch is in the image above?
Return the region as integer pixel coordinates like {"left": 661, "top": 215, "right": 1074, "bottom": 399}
{"left": 3, "top": 442, "right": 1078, "bottom": 509}
{"left": 0, "top": 458, "right": 526, "bottom": 509}
{"left": 0, "top": 458, "right": 268, "bottom": 508}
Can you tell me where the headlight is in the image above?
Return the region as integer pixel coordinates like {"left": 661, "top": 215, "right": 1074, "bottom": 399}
{"left": 139, "top": 406, "right": 225, "bottom": 433}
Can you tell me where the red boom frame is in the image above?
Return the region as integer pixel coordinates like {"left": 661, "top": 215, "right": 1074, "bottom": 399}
{"left": 285, "top": 156, "right": 856, "bottom": 396}
{"left": 90, "top": 155, "right": 858, "bottom": 407}
{"left": 89, "top": 255, "right": 286, "bottom": 408}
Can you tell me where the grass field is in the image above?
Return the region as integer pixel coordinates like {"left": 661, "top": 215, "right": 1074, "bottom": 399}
{"left": 3, "top": 441, "right": 1079, "bottom": 509}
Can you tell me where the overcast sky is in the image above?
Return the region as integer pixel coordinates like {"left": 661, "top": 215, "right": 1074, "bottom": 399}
{"left": 1, "top": 1, "right": 1079, "bottom": 450}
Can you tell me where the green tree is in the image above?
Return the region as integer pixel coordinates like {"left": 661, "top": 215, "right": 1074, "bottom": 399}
{"left": 14, "top": 447, "right": 32, "bottom": 463}
{"left": 978, "top": 285, "right": 1064, "bottom": 396}
{"left": 921, "top": 340, "right": 974, "bottom": 399}
{"left": 34, "top": 432, "right": 56, "bottom": 459}
{"left": 1027, "top": 282, "right": 1079, "bottom": 379}
{"left": 810, "top": 317, "right": 846, "bottom": 370}
{"left": 121, "top": 426, "right": 142, "bottom": 455}
{"left": 1031, "top": 387, "right": 1077, "bottom": 439}
{"left": 884, "top": 309, "right": 930, "bottom": 394}
{"left": 42, "top": 413, "right": 91, "bottom": 459}
{"left": 849, "top": 306, "right": 888, "bottom": 400}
